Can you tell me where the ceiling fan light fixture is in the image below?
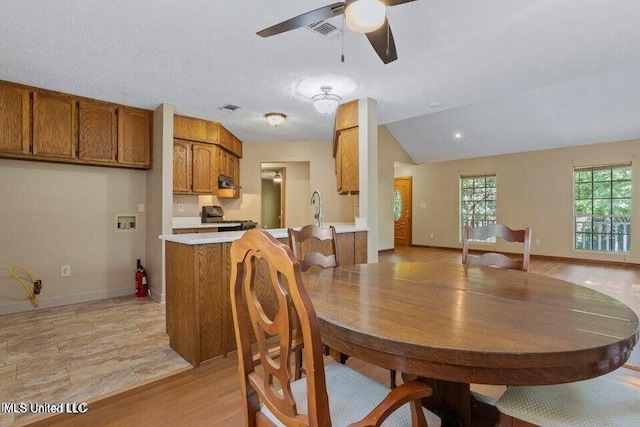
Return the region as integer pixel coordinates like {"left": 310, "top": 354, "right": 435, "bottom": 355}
{"left": 312, "top": 86, "right": 342, "bottom": 114}
{"left": 265, "top": 112, "right": 286, "bottom": 126}
{"left": 345, "top": 0, "right": 386, "bottom": 33}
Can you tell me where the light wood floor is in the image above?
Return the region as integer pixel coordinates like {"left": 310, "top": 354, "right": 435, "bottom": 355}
{"left": 18, "top": 247, "right": 640, "bottom": 426}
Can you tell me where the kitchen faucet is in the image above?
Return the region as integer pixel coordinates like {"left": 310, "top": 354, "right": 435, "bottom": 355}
{"left": 310, "top": 190, "right": 324, "bottom": 228}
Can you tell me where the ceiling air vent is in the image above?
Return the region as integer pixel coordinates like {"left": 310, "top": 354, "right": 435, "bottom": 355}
{"left": 220, "top": 104, "right": 241, "bottom": 112}
{"left": 307, "top": 21, "right": 342, "bottom": 40}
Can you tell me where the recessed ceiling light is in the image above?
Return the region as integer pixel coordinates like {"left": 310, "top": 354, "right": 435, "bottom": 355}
{"left": 454, "top": 132, "right": 463, "bottom": 139}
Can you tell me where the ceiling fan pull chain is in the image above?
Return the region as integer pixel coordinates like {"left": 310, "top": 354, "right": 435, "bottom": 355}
{"left": 341, "top": 15, "right": 345, "bottom": 63}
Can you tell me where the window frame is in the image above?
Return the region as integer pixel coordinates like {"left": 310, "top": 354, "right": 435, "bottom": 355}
{"left": 459, "top": 174, "right": 497, "bottom": 243}
{"left": 573, "top": 163, "right": 632, "bottom": 253}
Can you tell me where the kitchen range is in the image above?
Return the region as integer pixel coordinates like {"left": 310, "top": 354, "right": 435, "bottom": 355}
{"left": 201, "top": 205, "right": 257, "bottom": 231}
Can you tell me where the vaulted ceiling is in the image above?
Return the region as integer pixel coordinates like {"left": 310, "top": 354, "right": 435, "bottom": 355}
{"left": 2, "top": 0, "right": 639, "bottom": 163}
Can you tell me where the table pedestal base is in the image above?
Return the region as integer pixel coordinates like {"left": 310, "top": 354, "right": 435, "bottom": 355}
{"left": 404, "top": 375, "right": 500, "bottom": 427}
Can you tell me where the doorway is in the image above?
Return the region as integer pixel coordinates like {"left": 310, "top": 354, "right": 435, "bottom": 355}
{"left": 261, "top": 168, "right": 285, "bottom": 229}
{"left": 394, "top": 176, "right": 412, "bottom": 247}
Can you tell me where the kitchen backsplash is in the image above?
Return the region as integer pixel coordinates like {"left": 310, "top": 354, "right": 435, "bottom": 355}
{"left": 173, "top": 194, "right": 228, "bottom": 217}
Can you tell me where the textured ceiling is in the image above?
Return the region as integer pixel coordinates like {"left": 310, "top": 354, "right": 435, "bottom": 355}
{"left": 1, "top": 0, "right": 639, "bottom": 163}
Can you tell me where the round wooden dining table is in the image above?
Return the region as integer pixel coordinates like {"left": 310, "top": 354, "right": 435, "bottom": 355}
{"left": 303, "top": 262, "right": 639, "bottom": 427}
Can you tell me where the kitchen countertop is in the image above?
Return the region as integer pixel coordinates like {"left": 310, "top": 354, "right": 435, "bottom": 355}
{"left": 160, "top": 223, "right": 369, "bottom": 245}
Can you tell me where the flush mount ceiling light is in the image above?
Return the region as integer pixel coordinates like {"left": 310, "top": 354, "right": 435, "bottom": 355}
{"left": 345, "top": 0, "right": 387, "bottom": 33}
{"left": 265, "top": 112, "right": 286, "bottom": 126}
{"left": 312, "top": 86, "right": 342, "bottom": 114}
{"left": 273, "top": 172, "right": 282, "bottom": 185}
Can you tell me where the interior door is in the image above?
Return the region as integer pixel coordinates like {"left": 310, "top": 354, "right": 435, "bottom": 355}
{"left": 394, "top": 177, "right": 412, "bottom": 247}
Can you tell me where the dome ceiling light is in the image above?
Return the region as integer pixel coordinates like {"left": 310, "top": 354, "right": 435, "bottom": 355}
{"left": 312, "top": 86, "right": 342, "bottom": 114}
{"left": 345, "top": 0, "right": 387, "bottom": 33}
{"left": 265, "top": 112, "right": 287, "bottom": 126}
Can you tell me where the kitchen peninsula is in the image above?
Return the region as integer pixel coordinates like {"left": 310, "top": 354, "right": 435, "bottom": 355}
{"left": 160, "top": 224, "right": 367, "bottom": 366}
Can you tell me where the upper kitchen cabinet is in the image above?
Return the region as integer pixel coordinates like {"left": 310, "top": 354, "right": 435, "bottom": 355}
{"left": 334, "top": 101, "right": 359, "bottom": 194}
{"left": 174, "top": 115, "right": 207, "bottom": 142}
{"left": 173, "top": 140, "right": 192, "bottom": 194}
{"left": 78, "top": 100, "right": 117, "bottom": 163}
{"left": 173, "top": 139, "right": 218, "bottom": 195}
{"left": 172, "top": 114, "right": 243, "bottom": 195}
{"left": 335, "top": 127, "right": 359, "bottom": 194}
{"left": 32, "top": 90, "right": 77, "bottom": 160}
{"left": 0, "top": 80, "right": 153, "bottom": 170}
{"left": 191, "top": 144, "right": 217, "bottom": 194}
{"left": 232, "top": 134, "right": 242, "bottom": 157}
{"left": 0, "top": 82, "right": 30, "bottom": 156}
{"left": 334, "top": 100, "right": 358, "bottom": 132}
{"left": 118, "top": 107, "right": 152, "bottom": 168}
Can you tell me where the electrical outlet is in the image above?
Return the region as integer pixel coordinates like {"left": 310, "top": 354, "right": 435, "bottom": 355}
{"left": 420, "top": 203, "right": 427, "bottom": 209}
{"left": 138, "top": 203, "right": 144, "bottom": 212}
{"left": 535, "top": 239, "right": 541, "bottom": 245}
{"left": 430, "top": 233, "right": 435, "bottom": 238}
{"left": 178, "top": 203, "right": 184, "bottom": 213}
{"left": 61, "top": 265, "right": 71, "bottom": 277}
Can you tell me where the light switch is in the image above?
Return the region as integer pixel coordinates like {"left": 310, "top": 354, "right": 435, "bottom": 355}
{"left": 420, "top": 203, "right": 427, "bottom": 208}
{"left": 138, "top": 203, "right": 144, "bottom": 212}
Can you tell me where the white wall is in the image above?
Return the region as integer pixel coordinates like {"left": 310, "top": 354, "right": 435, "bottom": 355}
{"left": 0, "top": 159, "right": 147, "bottom": 313}
{"left": 218, "top": 141, "right": 355, "bottom": 225}
{"left": 146, "top": 103, "right": 173, "bottom": 302}
{"left": 396, "top": 138, "right": 640, "bottom": 264}
{"left": 377, "top": 125, "right": 416, "bottom": 251}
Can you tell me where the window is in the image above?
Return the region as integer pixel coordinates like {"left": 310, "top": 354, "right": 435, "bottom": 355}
{"left": 460, "top": 175, "right": 497, "bottom": 241}
{"left": 574, "top": 164, "right": 632, "bottom": 252}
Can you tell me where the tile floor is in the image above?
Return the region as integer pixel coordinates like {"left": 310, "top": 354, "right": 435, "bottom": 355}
{"left": 0, "top": 296, "right": 191, "bottom": 426}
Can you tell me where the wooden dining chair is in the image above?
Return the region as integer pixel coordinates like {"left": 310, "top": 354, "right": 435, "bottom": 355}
{"left": 230, "top": 229, "right": 442, "bottom": 427}
{"left": 495, "top": 370, "right": 640, "bottom": 426}
{"left": 288, "top": 224, "right": 339, "bottom": 272}
{"left": 462, "top": 224, "right": 532, "bottom": 272}
{"left": 288, "top": 224, "right": 399, "bottom": 388}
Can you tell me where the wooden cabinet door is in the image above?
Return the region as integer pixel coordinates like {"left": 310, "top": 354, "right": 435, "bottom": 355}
{"left": 32, "top": 91, "right": 76, "bottom": 159}
{"left": 78, "top": 100, "right": 117, "bottom": 163}
{"left": 173, "top": 140, "right": 192, "bottom": 193}
{"left": 338, "top": 127, "right": 359, "bottom": 194}
{"left": 218, "top": 126, "right": 233, "bottom": 151}
{"left": 119, "top": 108, "right": 151, "bottom": 168}
{"left": 192, "top": 144, "right": 217, "bottom": 194}
{"left": 232, "top": 135, "right": 242, "bottom": 157}
{"left": 231, "top": 156, "right": 240, "bottom": 186}
{"left": 0, "top": 83, "right": 30, "bottom": 155}
{"left": 174, "top": 115, "right": 207, "bottom": 142}
{"left": 218, "top": 149, "right": 229, "bottom": 177}
{"left": 335, "top": 100, "right": 358, "bottom": 131}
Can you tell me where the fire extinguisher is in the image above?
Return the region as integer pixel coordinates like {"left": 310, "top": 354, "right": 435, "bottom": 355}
{"left": 135, "top": 259, "right": 149, "bottom": 297}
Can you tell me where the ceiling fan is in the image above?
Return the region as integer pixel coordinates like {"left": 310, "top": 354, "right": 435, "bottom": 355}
{"left": 256, "top": 0, "right": 417, "bottom": 64}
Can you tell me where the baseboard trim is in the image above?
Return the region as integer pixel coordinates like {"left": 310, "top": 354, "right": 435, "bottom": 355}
{"left": 410, "top": 244, "right": 639, "bottom": 268}
{"left": 378, "top": 248, "right": 395, "bottom": 255}
{"left": 0, "top": 286, "right": 137, "bottom": 315}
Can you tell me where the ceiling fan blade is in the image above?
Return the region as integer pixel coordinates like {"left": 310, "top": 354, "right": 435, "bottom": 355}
{"left": 366, "top": 18, "right": 397, "bottom": 64}
{"left": 383, "top": 0, "right": 418, "bottom": 6}
{"left": 257, "top": 2, "right": 345, "bottom": 38}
